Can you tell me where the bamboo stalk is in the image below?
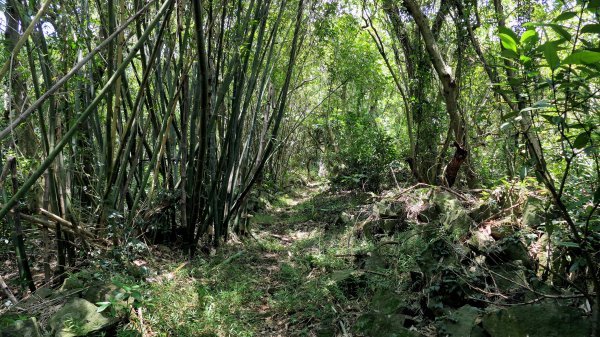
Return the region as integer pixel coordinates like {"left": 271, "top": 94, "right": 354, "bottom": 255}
{"left": 0, "top": 0, "right": 156, "bottom": 141}
{"left": 7, "top": 158, "right": 36, "bottom": 292}
{"left": 0, "top": 0, "right": 175, "bottom": 221}
{"left": 18, "top": 213, "right": 108, "bottom": 249}
{"left": 0, "top": 0, "right": 52, "bottom": 80}
{"left": 39, "top": 208, "right": 97, "bottom": 243}
{"left": 0, "top": 274, "right": 18, "bottom": 305}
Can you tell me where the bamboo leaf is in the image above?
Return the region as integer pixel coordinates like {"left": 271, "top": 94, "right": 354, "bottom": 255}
{"left": 568, "top": 123, "right": 588, "bottom": 129}
{"left": 541, "top": 114, "right": 555, "bottom": 124}
{"left": 96, "top": 302, "right": 111, "bottom": 313}
{"left": 533, "top": 99, "right": 551, "bottom": 108}
{"left": 501, "top": 111, "right": 518, "bottom": 120}
{"left": 557, "top": 241, "right": 579, "bottom": 248}
{"left": 538, "top": 112, "right": 563, "bottom": 125}
{"left": 549, "top": 24, "right": 572, "bottom": 41}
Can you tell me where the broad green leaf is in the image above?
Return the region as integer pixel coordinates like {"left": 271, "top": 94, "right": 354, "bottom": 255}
{"left": 541, "top": 114, "right": 555, "bottom": 124}
{"left": 131, "top": 290, "right": 142, "bottom": 301}
{"left": 549, "top": 24, "right": 572, "bottom": 41}
{"left": 588, "top": 0, "right": 600, "bottom": 9}
{"left": 499, "top": 26, "right": 519, "bottom": 44}
{"left": 562, "top": 50, "right": 600, "bottom": 65}
{"left": 534, "top": 39, "right": 567, "bottom": 56}
{"left": 525, "top": 23, "right": 572, "bottom": 40}
{"left": 520, "top": 55, "right": 532, "bottom": 63}
{"left": 520, "top": 29, "right": 538, "bottom": 44}
{"left": 499, "top": 33, "right": 518, "bottom": 53}
{"left": 543, "top": 42, "right": 561, "bottom": 70}
{"left": 594, "top": 187, "right": 600, "bottom": 204}
{"left": 579, "top": 66, "right": 600, "bottom": 77}
{"left": 581, "top": 24, "right": 600, "bottom": 34}
{"left": 501, "top": 48, "right": 519, "bottom": 59}
{"left": 554, "top": 11, "right": 577, "bottom": 21}
{"left": 573, "top": 132, "right": 590, "bottom": 148}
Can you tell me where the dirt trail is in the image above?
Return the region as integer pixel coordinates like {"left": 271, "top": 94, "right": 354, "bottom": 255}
{"left": 142, "top": 182, "right": 374, "bottom": 336}
{"left": 210, "top": 182, "right": 370, "bottom": 336}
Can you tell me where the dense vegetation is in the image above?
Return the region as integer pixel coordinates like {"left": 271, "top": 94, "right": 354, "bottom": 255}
{"left": 0, "top": 0, "right": 599, "bottom": 335}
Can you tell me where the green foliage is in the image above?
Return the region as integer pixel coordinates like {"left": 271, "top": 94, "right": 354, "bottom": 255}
{"left": 0, "top": 314, "right": 30, "bottom": 328}
{"left": 494, "top": 4, "right": 600, "bottom": 307}
{"left": 63, "top": 317, "right": 88, "bottom": 335}
{"left": 333, "top": 114, "right": 398, "bottom": 191}
{"left": 299, "top": 9, "right": 399, "bottom": 189}
{"left": 97, "top": 277, "right": 148, "bottom": 318}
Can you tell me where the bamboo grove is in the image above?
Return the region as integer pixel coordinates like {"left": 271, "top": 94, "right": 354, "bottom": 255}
{"left": 0, "top": 0, "right": 309, "bottom": 283}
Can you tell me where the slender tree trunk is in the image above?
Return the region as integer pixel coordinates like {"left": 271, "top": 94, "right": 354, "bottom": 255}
{"left": 8, "top": 158, "right": 36, "bottom": 292}
{"left": 402, "top": 0, "right": 468, "bottom": 187}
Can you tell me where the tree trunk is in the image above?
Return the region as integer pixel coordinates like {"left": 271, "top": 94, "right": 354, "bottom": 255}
{"left": 402, "top": 0, "right": 467, "bottom": 187}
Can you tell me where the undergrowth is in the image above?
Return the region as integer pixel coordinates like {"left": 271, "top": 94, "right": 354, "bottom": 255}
{"left": 107, "top": 183, "right": 419, "bottom": 336}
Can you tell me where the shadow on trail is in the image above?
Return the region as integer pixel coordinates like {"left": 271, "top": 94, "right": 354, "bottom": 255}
{"left": 255, "top": 184, "right": 372, "bottom": 236}
{"left": 146, "top": 183, "right": 377, "bottom": 336}
{"left": 144, "top": 183, "right": 385, "bottom": 336}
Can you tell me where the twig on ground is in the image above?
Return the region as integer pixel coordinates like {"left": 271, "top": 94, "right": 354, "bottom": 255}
{"left": 397, "top": 183, "right": 471, "bottom": 202}
{"left": 397, "top": 183, "right": 431, "bottom": 197}
{"left": 363, "top": 269, "right": 388, "bottom": 277}
{"left": 481, "top": 200, "right": 524, "bottom": 224}
{"left": 137, "top": 307, "right": 146, "bottom": 336}
{"left": 214, "top": 251, "right": 244, "bottom": 269}
{"left": 468, "top": 292, "right": 591, "bottom": 307}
